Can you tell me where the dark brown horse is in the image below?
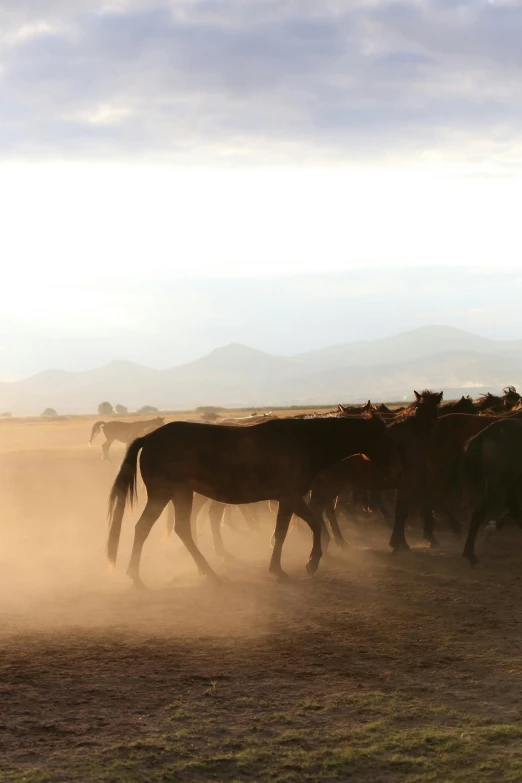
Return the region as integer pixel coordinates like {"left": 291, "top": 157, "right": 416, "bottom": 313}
{"left": 89, "top": 417, "right": 165, "bottom": 461}
{"left": 387, "top": 390, "right": 444, "bottom": 552}
{"left": 308, "top": 454, "right": 394, "bottom": 550}
{"left": 107, "top": 414, "right": 401, "bottom": 587}
{"left": 461, "top": 419, "right": 522, "bottom": 566}
{"left": 474, "top": 387, "right": 520, "bottom": 414}
{"left": 439, "top": 396, "right": 476, "bottom": 416}
{"left": 427, "top": 407, "right": 522, "bottom": 536}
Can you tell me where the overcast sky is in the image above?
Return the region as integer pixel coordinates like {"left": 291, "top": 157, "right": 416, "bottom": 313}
{"left": 1, "top": 0, "right": 521, "bottom": 378}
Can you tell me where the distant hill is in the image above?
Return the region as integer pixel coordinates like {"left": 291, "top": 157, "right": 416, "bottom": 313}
{"left": 0, "top": 326, "right": 521, "bottom": 415}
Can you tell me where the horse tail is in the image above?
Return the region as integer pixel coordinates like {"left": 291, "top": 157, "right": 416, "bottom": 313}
{"left": 89, "top": 421, "right": 104, "bottom": 445}
{"left": 107, "top": 437, "right": 145, "bottom": 567}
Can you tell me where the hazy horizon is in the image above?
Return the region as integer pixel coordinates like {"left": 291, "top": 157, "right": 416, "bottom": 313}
{"left": 1, "top": 2, "right": 521, "bottom": 380}
{"left": 1, "top": 267, "right": 521, "bottom": 381}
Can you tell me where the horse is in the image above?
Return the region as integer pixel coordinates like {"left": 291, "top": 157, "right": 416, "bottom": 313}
{"left": 439, "top": 396, "right": 476, "bottom": 416}
{"left": 106, "top": 413, "right": 402, "bottom": 588}
{"left": 89, "top": 417, "right": 165, "bottom": 461}
{"left": 308, "top": 454, "right": 394, "bottom": 550}
{"left": 461, "top": 419, "right": 522, "bottom": 566}
{"left": 474, "top": 387, "right": 521, "bottom": 414}
{"left": 387, "top": 390, "right": 444, "bottom": 553}
{"left": 426, "top": 407, "right": 522, "bottom": 537}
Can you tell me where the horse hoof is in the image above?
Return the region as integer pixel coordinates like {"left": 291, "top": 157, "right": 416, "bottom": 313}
{"left": 306, "top": 561, "right": 319, "bottom": 577}
{"left": 390, "top": 544, "right": 410, "bottom": 555}
{"left": 270, "top": 569, "right": 290, "bottom": 583}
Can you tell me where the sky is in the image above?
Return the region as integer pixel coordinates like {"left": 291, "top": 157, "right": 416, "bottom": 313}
{"left": 0, "top": 0, "right": 521, "bottom": 378}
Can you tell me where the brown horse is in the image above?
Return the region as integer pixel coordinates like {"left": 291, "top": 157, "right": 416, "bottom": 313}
{"left": 308, "top": 454, "right": 394, "bottom": 549}
{"left": 439, "top": 396, "right": 476, "bottom": 416}
{"left": 107, "top": 414, "right": 401, "bottom": 587}
{"left": 387, "top": 390, "right": 444, "bottom": 552}
{"left": 474, "top": 387, "right": 520, "bottom": 414}
{"left": 89, "top": 417, "right": 165, "bottom": 461}
{"left": 461, "top": 419, "right": 522, "bottom": 566}
{"left": 427, "top": 407, "right": 522, "bottom": 536}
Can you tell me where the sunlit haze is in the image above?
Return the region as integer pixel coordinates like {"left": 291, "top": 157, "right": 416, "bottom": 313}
{"left": 0, "top": 1, "right": 521, "bottom": 379}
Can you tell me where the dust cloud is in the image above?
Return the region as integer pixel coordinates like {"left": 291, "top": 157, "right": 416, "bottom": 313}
{"left": 0, "top": 417, "right": 324, "bottom": 641}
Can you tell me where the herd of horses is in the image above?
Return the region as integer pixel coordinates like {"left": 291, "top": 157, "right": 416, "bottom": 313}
{"left": 90, "top": 386, "right": 522, "bottom": 589}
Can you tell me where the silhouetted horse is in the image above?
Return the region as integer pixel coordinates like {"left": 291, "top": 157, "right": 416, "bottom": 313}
{"left": 387, "top": 390, "right": 444, "bottom": 552}
{"left": 308, "top": 454, "right": 394, "bottom": 549}
{"left": 107, "top": 414, "right": 401, "bottom": 587}
{"left": 427, "top": 407, "right": 522, "bottom": 536}
{"left": 89, "top": 417, "right": 165, "bottom": 461}
{"left": 461, "top": 419, "right": 522, "bottom": 566}
{"left": 474, "top": 387, "right": 520, "bottom": 414}
{"left": 439, "top": 396, "right": 476, "bottom": 416}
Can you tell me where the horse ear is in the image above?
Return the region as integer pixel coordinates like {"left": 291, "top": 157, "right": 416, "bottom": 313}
{"left": 413, "top": 390, "right": 421, "bottom": 402}
{"left": 364, "top": 399, "right": 371, "bottom": 410}
{"left": 338, "top": 404, "right": 346, "bottom": 413}
{"left": 437, "top": 392, "right": 443, "bottom": 403}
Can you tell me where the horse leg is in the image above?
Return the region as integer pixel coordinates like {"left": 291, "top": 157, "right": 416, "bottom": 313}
{"left": 101, "top": 438, "right": 113, "bottom": 462}
{"left": 172, "top": 488, "right": 219, "bottom": 581}
{"left": 126, "top": 494, "right": 170, "bottom": 589}
{"left": 463, "top": 494, "right": 489, "bottom": 567}
{"left": 269, "top": 500, "right": 294, "bottom": 581}
{"left": 289, "top": 496, "right": 324, "bottom": 576}
{"left": 308, "top": 491, "right": 332, "bottom": 554}
{"left": 389, "top": 487, "right": 411, "bottom": 553}
{"left": 323, "top": 500, "right": 348, "bottom": 549}
{"left": 208, "top": 501, "right": 231, "bottom": 559}
{"left": 421, "top": 483, "right": 439, "bottom": 548}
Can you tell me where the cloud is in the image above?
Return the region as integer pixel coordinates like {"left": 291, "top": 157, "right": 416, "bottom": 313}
{"left": 0, "top": 0, "right": 521, "bottom": 163}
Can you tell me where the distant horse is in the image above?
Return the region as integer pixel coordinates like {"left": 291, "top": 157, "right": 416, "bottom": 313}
{"left": 461, "top": 419, "right": 522, "bottom": 566}
{"left": 89, "top": 417, "right": 165, "bottom": 461}
{"left": 107, "top": 414, "right": 402, "bottom": 587}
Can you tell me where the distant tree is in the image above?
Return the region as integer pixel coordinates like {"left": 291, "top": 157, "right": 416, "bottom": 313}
{"left": 137, "top": 405, "right": 159, "bottom": 415}
{"left": 0, "top": 412, "right": 12, "bottom": 418}
{"left": 196, "top": 405, "right": 226, "bottom": 413}
{"left": 42, "top": 408, "right": 58, "bottom": 418}
{"left": 201, "top": 411, "right": 219, "bottom": 422}
{"left": 98, "top": 401, "right": 114, "bottom": 415}
{"left": 115, "top": 404, "right": 128, "bottom": 415}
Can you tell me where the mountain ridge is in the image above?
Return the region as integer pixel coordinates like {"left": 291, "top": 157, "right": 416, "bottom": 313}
{"left": 1, "top": 326, "right": 521, "bottom": 415}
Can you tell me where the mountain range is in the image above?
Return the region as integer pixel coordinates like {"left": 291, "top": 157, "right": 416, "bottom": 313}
{"left": 1, "top": 326, "right": 522, "bottom": 415}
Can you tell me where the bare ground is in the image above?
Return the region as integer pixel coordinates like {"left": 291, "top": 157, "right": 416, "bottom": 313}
{"left": 0, "top": 419, "right": 521, "bottom": 782}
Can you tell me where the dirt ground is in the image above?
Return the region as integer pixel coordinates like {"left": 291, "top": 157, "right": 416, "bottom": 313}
{"left": 1, "top": 417, "right": 522, "bottom": 782}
